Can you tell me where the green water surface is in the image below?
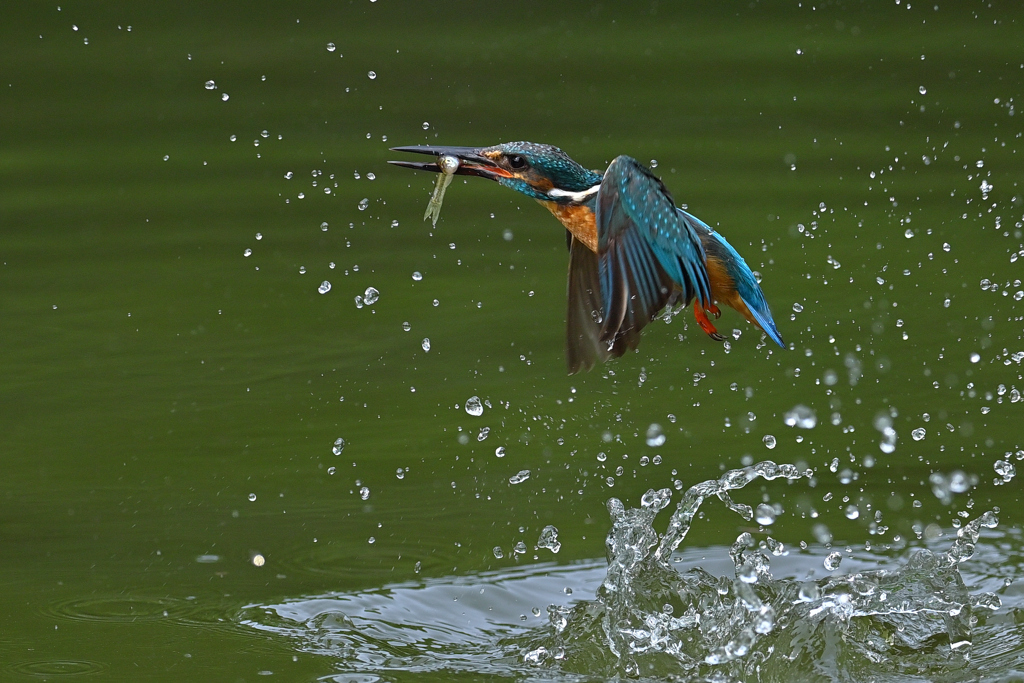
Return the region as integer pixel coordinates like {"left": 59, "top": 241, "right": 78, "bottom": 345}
{"left": 2, "top": 2, "right": 1022, "bottom": 680}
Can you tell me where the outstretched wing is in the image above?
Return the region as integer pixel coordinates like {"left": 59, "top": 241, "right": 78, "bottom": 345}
{"left": 596, "top": 156, "right": 711, "bottom": 348}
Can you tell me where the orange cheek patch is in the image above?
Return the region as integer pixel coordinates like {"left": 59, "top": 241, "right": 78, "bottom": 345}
{"left": 531, "top": 176, "right": 554, "bottom": 192}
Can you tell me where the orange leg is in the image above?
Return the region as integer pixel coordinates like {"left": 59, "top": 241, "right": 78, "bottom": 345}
{"left": 693, "top": 301, "right": 727, "bottom": 341}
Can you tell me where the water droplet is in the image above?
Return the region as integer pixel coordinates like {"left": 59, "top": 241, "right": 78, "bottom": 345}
{"left": 395, "top": 468, "right": 405, "bottom": 480}
{"left": 320, "top": 221, "right": 329, "bottom": 231}
{"left": 363, "top": 287, "right": 379, "bottom": 305}
{"left": 503, "top": 229, "right": 513, "bottom": 241}
{"left": 912, "top": 427, "right": 926, "bottom": 441}
{"left": 318, "top": 280, "right": 331, "bottom": 294}
{"left": 421, "top": 121, "right": 430, "bottom": 130}
{"left": 995, "top": 460, "right": 1016, "bottom": 482}
{"left": 792, "top": 302, "right": 804, "bottom": 313}
{"left": 948, "top": 470, "right": 972, "bottom": 493}
{"left": 783, "top": 404, "right": 817, "bottom": 429}
{"left": 492, "top": 546, "right": 504, "bottom": 559}
{"left": 205, "top": 80, "right": 216, "bottom": 90}
{"left": 284, "top": 171, "right": 293, "bottom": 179}
{"left": 645, "top": 423, "right": 666, "bottom": 447}
{"left": 905, "top": 228, "right": 914, "bottom": 238}
{"left": 221, "top": 93, "right": 229, "bottom": 101}
{"left": 411, "top": 271, "right": 423, "bottom": 281}
{"left": 421, "top": 338, "right": 430, "bottom": 352}
{"left": 798, "top": 581, "right": 820, "bottom": 602}
{"left": 359, "top": 486, "right": 370, "bottom": 501}
{"left": 255, "top": 232, "right": 262, "bottom": 240}
{"left": 402, "top": 321, "right": 411, "bottom": 331}
{"left": 248, "top": 493, "right": 257, "bottom": 502}
{"left": 509, "top": 470, "right": 531, "bottom": 485}
{"left": 327, "top": 466, "right": 336, "bottom": 475}
{"left": 465, "top": 396, "right": 483, "bottom": 416}
{"left": 298, "top": 266, "right": 306, "bottom": 274}
{"left": 845, "top": 504, "right": 860, "bottom": 520}
{"left": 367, "top": 70, "right": 376, "bottom": 79}
{"left": 738, "top": 560, "right": 758, "bottom": 583}
{"left": 754, "top": 504, "right": 776, "bottom": 525}
{"left": 495, "top": 446, "right": 506, "bottom": 458}
{"left": 367, "top": 172, "right": 375, "bottom": 180}
{"left": 970, "top": 352, "right": 981, "bottom": 363}
{"left": 357, "top": 198, "right": 369, "bottom": 211}
{"left": 332, "top": 437, "right": 346, "bottom": 455}
{"left": 536, "top": 525, "right": 560, "bottom": 553}
{"left": 243, "top": 248, "right": 252, "bottom": 257}
{"left": 763, "top": 434, "right": 777, "bottom": 449}
{"left": 824, "top": 551, "right": 842, "bottom": 571}
{"left": 918, "top": 85, "right": 927, "bottom": 95}
{"left": 477, "top": 427, "right": 489, "bottom": 441}
{"left": 326, "top": 42, "right": 336, "bottom": 52}
{"left": 649, "top": 159, "right": 658, "bottom": 168}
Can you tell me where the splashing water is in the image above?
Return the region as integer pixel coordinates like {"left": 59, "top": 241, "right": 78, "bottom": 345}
{"left": 243, "top": 462, "right": 1002, "bottom": 682}
{"left": 513, "top": 462, "right": 1000, "bottom": 680}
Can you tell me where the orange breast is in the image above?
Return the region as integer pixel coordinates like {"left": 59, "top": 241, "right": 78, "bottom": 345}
{"left": 537, "top": 200, "right": 598, "bottom": 253}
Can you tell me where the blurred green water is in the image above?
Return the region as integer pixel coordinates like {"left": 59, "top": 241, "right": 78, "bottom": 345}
{"left": 1, "top": 1, "right": 1022, "bottom": 679}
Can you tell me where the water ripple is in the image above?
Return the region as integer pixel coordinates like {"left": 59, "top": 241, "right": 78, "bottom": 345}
{"left": 6, "top": 659, "right": 107, "bottom": 677}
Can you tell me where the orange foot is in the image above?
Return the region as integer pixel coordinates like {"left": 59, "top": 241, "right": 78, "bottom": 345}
{"left": 694, "top": 301, "right": 727, "bottom": 342}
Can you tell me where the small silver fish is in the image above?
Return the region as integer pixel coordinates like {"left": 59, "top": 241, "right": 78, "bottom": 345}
{"left": 423, "top": 154, "right": 460, "bottom": 226}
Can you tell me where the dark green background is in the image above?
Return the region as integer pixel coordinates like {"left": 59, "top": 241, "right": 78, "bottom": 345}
{"left": 2, "top": 1, "right": 1022, "bottom": 679}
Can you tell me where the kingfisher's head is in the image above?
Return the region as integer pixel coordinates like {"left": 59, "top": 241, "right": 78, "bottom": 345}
{"left": 389, "top": 141, "right": 603, "bottom": 203}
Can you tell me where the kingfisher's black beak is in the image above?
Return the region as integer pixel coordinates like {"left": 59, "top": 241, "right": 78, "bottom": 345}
{"left": 388, "top": 145, "right": 511, "bottom": 181}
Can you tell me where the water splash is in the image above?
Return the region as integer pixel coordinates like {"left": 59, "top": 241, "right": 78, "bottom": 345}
{"left": 514, "top": 463, "right": 1000, "bottom": 680}
{"left": 242, "top": 464, "right": 1002, "bottom": 682}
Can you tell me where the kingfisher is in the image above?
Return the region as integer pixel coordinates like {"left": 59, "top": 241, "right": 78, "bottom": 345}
{"left": 389, "top": 142, "right": 784, "bottom": 374}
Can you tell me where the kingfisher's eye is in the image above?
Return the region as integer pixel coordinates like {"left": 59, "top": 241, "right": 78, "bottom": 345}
{"left": 508, "top": 155, "right": 527, "bottom": 169}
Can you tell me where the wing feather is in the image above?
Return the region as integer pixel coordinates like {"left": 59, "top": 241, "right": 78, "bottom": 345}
{"left": 566, "top": 236, "right": 610, "bottom": 373}
{"left": 596, "top": 156, "right": 711, "bottom": 347}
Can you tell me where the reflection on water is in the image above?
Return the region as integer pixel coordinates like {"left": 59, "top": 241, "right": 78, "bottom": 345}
{"left": 243, "top": 464, "right": 1016, "bottom": 682}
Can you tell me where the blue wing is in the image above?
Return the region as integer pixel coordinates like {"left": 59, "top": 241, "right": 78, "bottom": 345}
{"left": 680, "top": 209, "right": 785, "bottom": 348}
{"left": 595, "top": 156, "right": 711, "bottom": 349}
